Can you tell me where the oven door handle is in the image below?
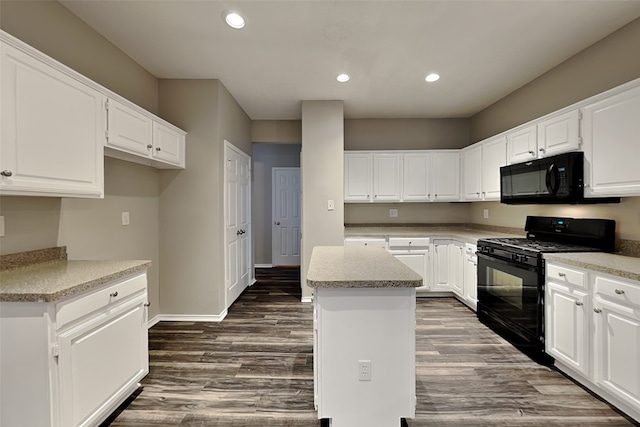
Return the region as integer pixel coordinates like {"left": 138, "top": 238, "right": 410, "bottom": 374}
{"left": 477, "top": 252, "right": 539, "bottom": 273}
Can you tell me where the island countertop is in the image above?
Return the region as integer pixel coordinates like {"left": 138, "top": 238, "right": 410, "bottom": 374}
{"left": 307, "top": 246, "right": 422, "bottom": 288}
{"left": 0, "top": 260, "right": 151, "bottom": 302}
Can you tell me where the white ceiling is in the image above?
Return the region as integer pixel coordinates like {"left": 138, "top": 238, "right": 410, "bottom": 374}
{"left": 59, "top": 0, "right": 640, "bottom": 120}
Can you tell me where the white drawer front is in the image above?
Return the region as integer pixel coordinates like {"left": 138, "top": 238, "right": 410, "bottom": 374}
{"left": 344, "top": 238, "right": 387, "bottom": 248}
{"left": 56, "top": 272, "right": 147, "bottom": 331}
{"left": 388, "top": 237, "right": 430, "bottom": 248}
{"left": 595, "top": 275, "right": 640, "bottom": 308}
{"left": 547, "top": 263, "right": 586, "bottom": 289}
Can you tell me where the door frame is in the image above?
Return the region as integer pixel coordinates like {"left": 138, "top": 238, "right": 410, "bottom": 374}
{"left": 271, "top": 167, "right": 301, "bottom": 266}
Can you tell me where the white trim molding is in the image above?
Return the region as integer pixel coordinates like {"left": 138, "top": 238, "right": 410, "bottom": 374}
{"left": 301, "top": 296, "right": 313, "bottom": 303}
{"left": 254, "top": 264, "right": 273, "bottom": 268}
{"left": 148, "top": 310, "right": 228, "bottom": 327}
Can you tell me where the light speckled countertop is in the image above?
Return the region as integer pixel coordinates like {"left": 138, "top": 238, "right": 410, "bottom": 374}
{"left": 344, "top": 226, "right": 523, "bottom": 244}
{"left": 544, "top": 253, "right": 640, "bottom": 282}
{"left": 307, "top": 246, "right": 422, "bottom": 288}
{"left": 0, "top": 260, "right": 151, "bottom": 302}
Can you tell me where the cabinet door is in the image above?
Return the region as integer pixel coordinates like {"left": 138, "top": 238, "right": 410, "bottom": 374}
{"left": 461, "top": 145, "right": 482, "bottom": 200}
{"left": 448, "top": 242, "right": 464, "bottom": 296}
{"left": 344, "top": 153, "right": 372, "bottom": 202}
{"left": 431, "top": 152, "right": 460, "bottom": 201}
{"left": 463, "top": 244, "right": 478, "bottom": 309}
{"left": 152, "top": 122, "right": 185, "bottom": 167}
{"left": 507, "top": 125, "right": 537, "bottom": 164}
{"left": 57, "top": 297, "right": 148, "bottom": 427}
{"left": 106, "top": 98, "right": 153, "bottom": 157}
{"left": 481, "top": 136, "right": 507, "bottom": 200}
{"left": 582, "top": 85, "right": 640, "bottom": 197}
{"left": 402, "top": 152, "right": 430, "bottom": 201}
{"left": 392, "top": 252, "right": 428, "bottom": 291}
{"left": 546, "top": 282, "right": 589, "bottom": 375}
{"left": 431, "top": 241, "right": 450, "bottom": 292}
{"left": 537, "top": 110, "right": 580, "bottom": 157}
{"left": 372, "top": 153, "right": 402, "bottom": 202}
{"left": 1, "top": 42, "right": 104, "bottom": 198}
{"left": 593, "top": 295, "right": 640, "bottom": 410}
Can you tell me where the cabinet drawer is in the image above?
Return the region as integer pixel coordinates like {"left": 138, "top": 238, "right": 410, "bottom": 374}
{"left": 56, "top": 272, "right": 147, "bottom": 330}
{"left": 547, "top": 263, "right": 586, "bottom": 289}
{"left": 344, "top": 238, "right": 387, "bottom": 248}
{"left": 595, "top": 275, "right": 640, "bottom": 308}
{"left": 388, "top": 237, "right": 430, "bottom": 248}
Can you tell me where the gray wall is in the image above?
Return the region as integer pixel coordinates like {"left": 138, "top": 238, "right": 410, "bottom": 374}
{"left": 468, "top": 17, "right": 640, "bottom": 241}
{"left": 0, "top": 0, "right": 162, "bottom": 318}
{"left": 252, "top": 144, "right": 302, "bottom": 265}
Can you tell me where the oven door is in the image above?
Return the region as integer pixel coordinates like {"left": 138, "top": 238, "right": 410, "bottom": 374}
{"left": 477, "top": 253, "right": 543, "bottom": 351}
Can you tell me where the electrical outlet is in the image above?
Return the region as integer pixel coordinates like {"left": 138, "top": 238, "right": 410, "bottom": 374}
{"left": 389, "top": 209, "right": 398, "bottom": 218}
{"left": 358, "top": 360, "right": 372, "bottom": 381}
{"left": 483, "top": 209, "right": 489, "bottom": 219}
{"left": 121, "top": 211, "right": 130, "bottom": 226}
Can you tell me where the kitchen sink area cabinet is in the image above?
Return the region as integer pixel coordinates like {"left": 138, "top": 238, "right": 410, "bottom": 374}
{"left": 0, "top": 264, "right": 150, "bottom": 427}
{"left": 582, "top": 82, "right": 640, "bottom": 198}
{"left": 0, "top": 35, "right": 105, "bottom": 198}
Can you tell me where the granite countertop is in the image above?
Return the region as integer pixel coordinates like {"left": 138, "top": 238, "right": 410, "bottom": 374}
{"left": 344, "top": 225, "right": 523, "bottom": 244}
{"left": 0, "top": 259, "right": 151, "bottom": 302}
{"left": 544, "top": 253, "right": 640, "bottom": 282}
{"left": 307, "top": 246, "right": 422, "bottom": 289}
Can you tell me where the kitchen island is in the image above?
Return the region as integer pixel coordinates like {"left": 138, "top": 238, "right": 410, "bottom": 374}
{"left": 307, "top": 246, "right": 422, "bottom": 427}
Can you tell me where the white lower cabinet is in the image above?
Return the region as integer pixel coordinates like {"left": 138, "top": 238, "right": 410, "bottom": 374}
{"left": 389, "top": 238, "right": 430, "bottom": 292}
{"left": 459, "top": 243, "right": 478, "bottom": 310}
{"left": 0, "top": 272, "right": 149, "bottom": 427}
{"left": 545, "top": 262, "right": 640, "bottom": 423}
{"left": 448, "top": 241, "right": 464, "bottom": 296}
{"left": 431, "top": 239, "right": 451, "bottom": 292}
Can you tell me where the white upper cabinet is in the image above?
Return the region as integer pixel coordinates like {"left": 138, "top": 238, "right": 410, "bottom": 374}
{"left": 582, "top": 83, "right": 640, "bottom": 197}
{"left": 344, "top": 152, "right": 372, "bottom": 202}
{"left": 372, "top": 153, "right": 402, "bottom": 202}
{"left": 461, "top": 143, "right": 482, "bottom": 201}
{"left": 105, "top": 98, "right": 185, "bottom": 169}
{"left": 507, "top": 124, "right": 538, "bottom": 164}
{"left": 431, "top": 151, "right": 460, "bottom": 201}
{"left": 402, "top": 152, "right": 431, "bottom": 201}
{"left": 481, "top": 136, "right": 507, "bottom": 200}
{"left": 537, "top": 110, "right": 581, "bottom": 157}
{"left": 1, "top": 39, "right": 105, "bottom": 198}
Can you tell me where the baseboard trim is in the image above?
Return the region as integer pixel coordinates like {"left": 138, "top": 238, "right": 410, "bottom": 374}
{"left": 147, "top": 315, "right": 161, "bottom": 329}
{"left": 301, "top": 296, "right": 313, "bottom": 303}
{"left": 255, "top": 264, "right": 273, "bottom": 268}
{"left": 150, "top": 311, "right": 228, "bottom": 324}
{"left": 249, "top": 278, "right": 257, "bottom": 286}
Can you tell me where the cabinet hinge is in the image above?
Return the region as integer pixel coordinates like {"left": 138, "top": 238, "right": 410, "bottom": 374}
{"left": 578, "top": 110, "right": 582, "bottom": 120}
{"left": 105, "top": 130, "right": 109, "bottom": 141}
{"left": 51, "top": 344, "right": 59, "bottom": 358}
{"left": 105, "top": 99, "right": 110, "bottom": 111}
{"left": 578, "top": 136, "right": 582, "bottom": 147}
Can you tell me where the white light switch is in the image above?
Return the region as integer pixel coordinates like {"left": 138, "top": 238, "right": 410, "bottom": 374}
{"left": 389, "top": 209, "right": 398, "bottom": 218}
{"left": 483, "top": 209, "right": 489, "bottom": 219}
{"left": 327, "top": 200, "right": 334, "bottom": 211}
{"left": 0, "top": 216, "right": 4, "bottom": 237}
{"left": 121, "top": 212, "right": 130, "bottom": 226}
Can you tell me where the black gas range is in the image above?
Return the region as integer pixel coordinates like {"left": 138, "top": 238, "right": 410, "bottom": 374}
{"left": 476, "top": 216, "right": 615, "bottom": 364}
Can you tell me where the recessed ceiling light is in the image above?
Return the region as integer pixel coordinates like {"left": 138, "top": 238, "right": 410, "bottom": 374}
{"left": 225, "top": 12, "right": 245, "bottom": 29}
{"left": 337, "top": 73, "right": 350, "bottom": 83}
{"left": 425, "top": 73, "right": 440, "bottom": 83}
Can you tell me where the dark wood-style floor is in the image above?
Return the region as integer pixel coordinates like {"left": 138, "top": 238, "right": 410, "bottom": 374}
{"left": 103, "top": 267, "right": 638, "bottom": 426}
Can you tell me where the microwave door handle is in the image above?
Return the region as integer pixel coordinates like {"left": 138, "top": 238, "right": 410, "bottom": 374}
{"left": 545, "top": 163, "right": 559, "bottom": 195}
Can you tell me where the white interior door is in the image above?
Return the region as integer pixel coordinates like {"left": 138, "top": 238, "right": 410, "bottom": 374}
{"left": 272, "top": 167, "right": 301, "bottom": 266}
{"left": 225, "top": 142, "right": 252, "bottom": 309}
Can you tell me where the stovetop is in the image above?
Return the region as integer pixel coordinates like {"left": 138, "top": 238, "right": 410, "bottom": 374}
{"left": 481, "top": 237, "right": 603, "bottom": 254}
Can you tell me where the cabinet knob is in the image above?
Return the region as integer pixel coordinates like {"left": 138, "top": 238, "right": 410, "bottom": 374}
{"left": 110, "top": 291, "right": 119, "bottom": 298}
{"left": 144, "top": 302, "right": 151, "bottom": 307}
{"left": 476, "top": 192, "right": 480, "bottom": 196}
{"left": 594, "top": 308, "right": 602, "bottom": 313}
{"left": 615, "top": 289, "right": 625, "bottom": 295}
{"left": 575, "top": 301, "right": 583, "bottom": 306}
{"left": 156, "top": 147, "right": 161, "bottom": 152}
{"left": 539, "top": 148, "right": 545, "bottom": 153}
{"left": 275, "top": 221, "right": 280, "bottom": 225}
{"left": 1, "top": 170, "right": 13, "bottom": 177}
{"left": 558, "top": 272, "right": 566, "bottom": 277}
{"left": 434, "top": 194, "right": 438, "bottom": 198}
{"left": 237, "top": 230, "right": 241, "bottom": 236}
{"left": 528, "top": 150, "right": 535, "bottom": 155}
{"left": 147, "top": 144, "right": 153, "bottom": 149}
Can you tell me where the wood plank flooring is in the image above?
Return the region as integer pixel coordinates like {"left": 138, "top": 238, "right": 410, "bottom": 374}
{"left": 102, "top": 267, "right": 638, "bottom": 426}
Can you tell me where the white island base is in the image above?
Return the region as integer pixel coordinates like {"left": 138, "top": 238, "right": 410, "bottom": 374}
{"left": 308, "top": 246, "right": 421, "bottom": 427}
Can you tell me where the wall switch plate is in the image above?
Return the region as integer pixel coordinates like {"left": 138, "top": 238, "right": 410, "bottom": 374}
{"left": 483, "top": 209, "right": 489, "bottom": 219}
{"left": 121, "top": 212, "right": 130, "bottom": 226}
{"left": 327, "top": 200, "right": 334, "bottom": 211}
{"left": 0, "top": 216, "right": 4, "bottom": 237}
{"left": 389, "top": 209, "right": 398, "bottom": 218}
{"left": 358, "top": 360, "right": 372, "bottom": 381}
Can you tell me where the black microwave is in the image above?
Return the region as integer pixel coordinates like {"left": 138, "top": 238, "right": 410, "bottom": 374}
{"left": 500, "top": 152, "right": 619, "bottom": 205}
